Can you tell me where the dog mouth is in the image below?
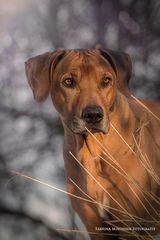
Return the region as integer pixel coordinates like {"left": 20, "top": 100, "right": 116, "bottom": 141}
{"left": 82, "top": 127, "right": 108, "bottom": 135}
{"left": 69, "top": 117, "right": 109, "bottom": 135}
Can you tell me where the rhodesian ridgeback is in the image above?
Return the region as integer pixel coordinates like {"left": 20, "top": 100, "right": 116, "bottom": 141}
{"left": 25, "top": 48, "right": 160, "bottom": 240}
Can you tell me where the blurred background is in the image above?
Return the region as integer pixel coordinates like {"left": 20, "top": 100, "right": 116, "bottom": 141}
{"left": 0, "top": 0, "right": 160, "bottom": 239}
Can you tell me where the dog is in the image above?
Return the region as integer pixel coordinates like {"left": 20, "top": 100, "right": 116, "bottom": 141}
{"left": 25, "top": 48, "right": 160, "bottom": 240}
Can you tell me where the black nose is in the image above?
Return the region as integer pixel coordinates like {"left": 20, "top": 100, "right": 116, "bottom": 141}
{"left": 82, "top": 106, "right": 104, "bottom": 124}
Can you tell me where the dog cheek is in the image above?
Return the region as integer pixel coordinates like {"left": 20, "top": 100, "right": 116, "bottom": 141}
{"left": 51, "top": 92, "right": 65, "bottom": 114}
{"left": 106, "top": 88, "right": 118, "bottom": 114}
{"left": 104, "top": 114, "right": 110, "bottom": 133}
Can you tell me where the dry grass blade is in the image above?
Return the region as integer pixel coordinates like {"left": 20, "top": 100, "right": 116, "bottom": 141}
{"left": 126, "top": 182, "right": 151, "bottom": 215}
{"left": 11, "top": 169, "right": 145, "bottom": 224}
{"left": 85, "top": 127, "right": 155, "bottom": 218}
{"left": 85, "top": 128, "right": 149, "bottom": 209}
{"left": 5, "top": 175, "right": 19, "bottom": 188}
{"left": 69, "top": 178, "right": 141, "bottom": 239}
{"left": 11, "top": 169, "right": 155, "bottom": 239}
{"left": 84, "top": 128, "right": 156, "bottom": 239}
{"left": 100, "top": 153, "right": 160, "bottom": 222}
{"left": 69, "top": 178, "right": 110, "bottom": 210}
{"left": 107, "top": 126, "right": 160, "bottom": 209}
{"left": 70, "top": 177, "right": 158, "bottom": 224}
{"left": 98, "top": 154, "right": 151, "bottom": 216}
{"left": 131, "top": 95, "right": 160, "bottom": 122}
{"left": 131, "top": 135, "right": 160, "bottom": 209}
{"left": 104, "top": 219, "right": 159, "bottom": 224}
{"left": 69, "top": 151, "right": 155, "bottom": 240}
{"left": 10, "top": 171, "right": 116, "bottom": 208}
{"left": 132, "top": 134, "right": 159, "bottom": 184}
{"left": 69, "top": 151, "right": 133, "bottom": 217}
{"left": 69, "top": 177, "right": 143, "bottom": 224}
{"left": 102, "top": 151, "right": 160, "bottom": 221}
{"left": 103, "top": 124, "right": 159, "bottom": 218}
{"left": 110, "top": 124, "right": 159, "bottom": 185}
{"left": 144, "top": 153, "right": 159, "bottom": 181}
{"left": 69, "top": 178, "right": 130, "bottom": 216}
{"left": 70, "top": 179, "right": 149, "bottom": 239}
{"left": 110, "top": 123, "right": 136, "bottom": 155}
{"left": 11, "top": 171, "right": 141, "bottom": 238}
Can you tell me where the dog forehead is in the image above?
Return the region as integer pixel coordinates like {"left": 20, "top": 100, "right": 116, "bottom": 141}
{"left": 55, "top": 49, "right": 113, "bottom": 74}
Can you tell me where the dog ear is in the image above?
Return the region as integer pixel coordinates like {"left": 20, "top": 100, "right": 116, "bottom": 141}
{"left": 25, "top": 49, "right": 65, "bottom": 102}
{"left": 99, "top": 48, "right": 132, "bottom": 96}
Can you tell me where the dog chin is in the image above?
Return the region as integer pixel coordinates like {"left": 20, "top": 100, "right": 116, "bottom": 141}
{"left": 88, "top": 127, "right": 108, "bottom": 134}
{"left": 71, "top": 126, "right": 109, "bottom": 135}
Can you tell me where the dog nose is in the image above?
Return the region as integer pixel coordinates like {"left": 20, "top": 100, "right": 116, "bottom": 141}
{"left": 82, "top": 106, "right": 104, "bottom": 124}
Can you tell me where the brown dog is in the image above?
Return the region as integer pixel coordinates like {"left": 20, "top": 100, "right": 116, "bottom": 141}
{"left": 25, "top": 48, "right": 160, "bottom": 240}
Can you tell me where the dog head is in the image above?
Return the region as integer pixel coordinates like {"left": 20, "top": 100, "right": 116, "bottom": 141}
{"left": 25, "top": 48, "right": 132, "bottom": 135}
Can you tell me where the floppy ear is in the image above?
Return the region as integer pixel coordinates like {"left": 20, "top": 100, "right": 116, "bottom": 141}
{"left": 99, "top": 48, "right": 132, "bottom": 96}
{"left": 25, "top": 50, "right": 65, "bottom": 102}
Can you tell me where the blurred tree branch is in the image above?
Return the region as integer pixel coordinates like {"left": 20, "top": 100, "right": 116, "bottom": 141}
{"left": 0, "top": 105, "right": 63, "bottom": 133}
{"left": 0, "top": 205, "right": 69, "bottom": 240}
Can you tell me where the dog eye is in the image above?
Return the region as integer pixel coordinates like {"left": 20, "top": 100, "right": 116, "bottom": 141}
{"left": 101, "top": 76, "right": 112, "bottom": 87}
{"left": 63, "top": 78, "right": 76, "bottom": 88}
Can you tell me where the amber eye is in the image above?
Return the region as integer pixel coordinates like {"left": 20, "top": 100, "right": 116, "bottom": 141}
{"left": 101, "top": 76, "right": 113, "bottom": 87}
{"left": 62, "top": 78, "right": 76, "bottom": 88}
